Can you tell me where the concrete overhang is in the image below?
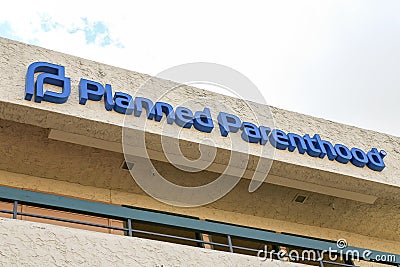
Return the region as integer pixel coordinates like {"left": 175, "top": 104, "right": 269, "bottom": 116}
{"left": 1, "top": 37, "right": 399, "bottom": 204}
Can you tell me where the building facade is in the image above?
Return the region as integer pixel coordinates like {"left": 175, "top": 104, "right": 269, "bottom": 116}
{"left": 0, "top": 37, "right": 399, "bottom": 266}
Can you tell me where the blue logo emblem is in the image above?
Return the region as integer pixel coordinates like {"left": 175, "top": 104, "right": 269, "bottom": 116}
{"left": 25, "top": 62, "right": 70, "bottom": 104}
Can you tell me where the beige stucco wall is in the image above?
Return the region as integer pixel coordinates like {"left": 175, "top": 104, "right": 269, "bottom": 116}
{"left": 0, "top": 217, "right": 308, "bottom": 267}
{"left": 0, "top": 168, "right": 399, "bottom": 255}
{"left": 0, "top": 37, "right": 399, "bottom": 255}
{"left": 0, "top": 36, "right": 399, "bottom": 197}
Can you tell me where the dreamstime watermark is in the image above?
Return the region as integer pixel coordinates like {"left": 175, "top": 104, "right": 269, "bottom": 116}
{"left": 257, "top": 238, "right": 397, "bottom": 264}
{"left": 336, "top": 238, "right": 348, "bottom": 249}
{"left": 121, "top": 62, "right": 276, "bottom": 207}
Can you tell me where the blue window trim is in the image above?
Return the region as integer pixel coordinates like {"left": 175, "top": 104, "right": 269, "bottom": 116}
{"left": 0, "top": 185, "right": 398, "bottom": 264}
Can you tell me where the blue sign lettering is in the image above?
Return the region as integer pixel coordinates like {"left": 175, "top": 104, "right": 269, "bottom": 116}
{"left": 24, "top": 62, "right": 387, "bottom": 172}
{"left": 193, "top": 108, "right": 214, "bottom": 133}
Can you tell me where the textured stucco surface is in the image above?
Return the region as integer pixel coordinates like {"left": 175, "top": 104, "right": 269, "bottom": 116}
{"left": 0, "top": 37, "right": 400, "bottom": 257}
{"left": 0, "top": 166, "right": 399, "bottom": 254}
{"left": 0, "top": 37, "right": 399, "bottom": 195}
{"left": 0, "top": 218, "right": 306, "bottom": 267}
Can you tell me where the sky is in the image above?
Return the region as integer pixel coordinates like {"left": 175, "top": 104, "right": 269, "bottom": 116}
{"left": 0, "top": 1, "right": 399, "bottom": 136}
